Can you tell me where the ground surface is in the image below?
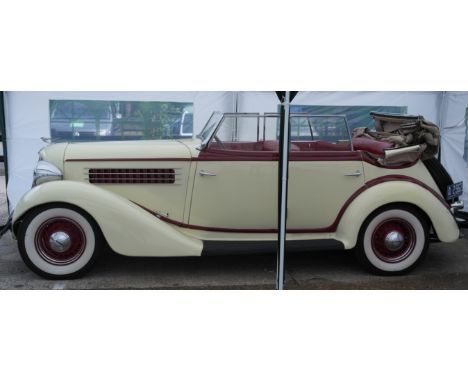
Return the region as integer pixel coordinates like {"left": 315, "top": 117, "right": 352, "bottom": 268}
{"left": 1, "top": 175, "right": 468, "bottom": 289}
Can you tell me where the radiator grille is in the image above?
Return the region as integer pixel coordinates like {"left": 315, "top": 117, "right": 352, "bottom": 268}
{"left": 88, "top": 168, "right": 176, "bottom": 184}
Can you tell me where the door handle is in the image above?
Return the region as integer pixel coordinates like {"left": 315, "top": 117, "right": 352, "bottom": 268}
{"left": 344, "top": 170, "right": 362, "bottom": 177}
{"left": 199, "top": 170, "right": 216, "bottom": 177}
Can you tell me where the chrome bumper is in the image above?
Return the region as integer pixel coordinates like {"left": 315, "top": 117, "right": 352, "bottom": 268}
{"left": 451, "top": 201, "right": 468, "bottom": 228}
{"left": 451, "top": 200, "right": 464, "bottom": 213}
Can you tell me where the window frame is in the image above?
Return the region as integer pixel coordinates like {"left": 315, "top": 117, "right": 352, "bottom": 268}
{"left": 201, "top": 112, "right": 354, "bottom": 152}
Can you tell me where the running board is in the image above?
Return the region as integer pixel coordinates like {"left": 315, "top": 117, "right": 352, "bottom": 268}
{"left": 202, "top": 239, "right": 344, "bottom": 256}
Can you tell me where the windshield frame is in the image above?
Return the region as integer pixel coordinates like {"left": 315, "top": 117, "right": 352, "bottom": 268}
{"left": 197, "top": 111, "right": 224, "bottom": 148}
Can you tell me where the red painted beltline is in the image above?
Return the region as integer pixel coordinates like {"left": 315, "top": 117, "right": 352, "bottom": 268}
{"left": 65, "top": 151, "right": 418, "bottom": 169}
{"left": 133, "top": 175, "right": 449, "bottom": 234}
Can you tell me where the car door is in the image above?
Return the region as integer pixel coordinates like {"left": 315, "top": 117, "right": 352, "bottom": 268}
{"left": 287, "top": 116, "right": 365, "bottom": 230}
{"left": 189, "top": 113, "right": 365, "bottom": 232}
{"left": 189, "top": 114, "right": 277, "bottom": 230}
{"left": 189, "top": 154, "right": 277, "bottom": 229}
{"left": 287, "top": 151, "right": 364, "bottom": 230}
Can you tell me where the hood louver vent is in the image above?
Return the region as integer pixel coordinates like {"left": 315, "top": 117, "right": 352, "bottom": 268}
{"left": 88, "top": 168, "right": 176, "bottom": 184}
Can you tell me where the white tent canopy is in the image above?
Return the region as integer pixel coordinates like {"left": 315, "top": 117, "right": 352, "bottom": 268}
{"left": 3, "top": 91, "right": 468, "bottom": 209}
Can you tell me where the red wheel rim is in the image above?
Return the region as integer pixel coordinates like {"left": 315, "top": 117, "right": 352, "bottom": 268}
{"left": 34, "top": 217, "right": 86, "bottom": 265}
{"left": 371, "top": 218, "right": 416, "bottom": 263}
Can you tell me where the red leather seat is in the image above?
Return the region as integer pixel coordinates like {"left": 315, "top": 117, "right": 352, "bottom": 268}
{"left": 352, "top": 137, "right": 394, "bottom": 156}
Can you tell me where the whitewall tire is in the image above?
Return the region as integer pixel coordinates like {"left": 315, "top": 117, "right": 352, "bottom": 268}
{"left": 17, "top": 204, "right": 102, "bottom": 279}
{"left": 356, "top": 205, "right": 429, "bottom": 275}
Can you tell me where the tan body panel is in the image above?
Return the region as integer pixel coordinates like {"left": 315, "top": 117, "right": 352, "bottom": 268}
{"left": 14, "top": 136, "right": 459, "bottom": 258}
{"left": 190, "top": 161, "right": 277, "bottom": 228}
{"left": 288, "top": 160, "right": 364, "bottom": 228}
{"left": 63, "top": 140, "right": 193, "bottom": 222}
{"left": 65, "top": 139, "right": 190, "bottom": 161}
{"left": 12, "top": 181, "right": 203, "bottom": 257}
{"left": 362, "top": 160, "right": 440, "bottom": 192}
{"left": 335, "top": 180, "right": 459, "bottom": 249}
{"left": 65, "top": 160, "right": 192, "bottom": 222}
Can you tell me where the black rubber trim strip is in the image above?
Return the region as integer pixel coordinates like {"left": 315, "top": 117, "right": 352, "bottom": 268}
{"left": 202, "top": 239, "right": 344, "bottom": 256}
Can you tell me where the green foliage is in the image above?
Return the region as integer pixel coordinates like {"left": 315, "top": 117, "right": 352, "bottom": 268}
{"left": 49, "top": 100, "right": 193, "bottom": 141}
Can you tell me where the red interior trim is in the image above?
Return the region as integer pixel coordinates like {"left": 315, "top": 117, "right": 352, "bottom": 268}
{"left": 197, "top": 148, "right": 363, "bottom": 162}
{"left": 133, "top": 175, "right": 447, "bottom": 234}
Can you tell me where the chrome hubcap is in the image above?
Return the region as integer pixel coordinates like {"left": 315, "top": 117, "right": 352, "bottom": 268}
{"left": 371, "top": 218, "right": 416, "bottom": 263}
{"left": 384, "top": 231, "right": 405, "bottom": 252}
{"left": 48, "top": 231, "right": 72, "bottom": 253}
{"left": 35, "top": 217, "right": 86, "bottom": 265}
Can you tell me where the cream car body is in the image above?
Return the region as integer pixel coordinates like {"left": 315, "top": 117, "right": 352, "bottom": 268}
{"left": 10, "top": 112, "right": 461, "bottom": 277}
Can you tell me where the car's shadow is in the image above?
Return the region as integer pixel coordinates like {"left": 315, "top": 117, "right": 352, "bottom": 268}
{"left": 86, "top": 238, "right": 468, "bottom": 289}
{"left": 5, "top": 235, "right": 467, "bottom": 289}
{"left": 87, "top": 249, "right": 364, "bottom": 289}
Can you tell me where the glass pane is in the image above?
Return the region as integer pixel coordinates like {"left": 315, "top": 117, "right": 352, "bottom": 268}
{"left": 306, "top": 116, "right": 349, "bottom": 143}
{"left": 290, "top": 116, "right": 313, "bottom": 141}
{"left": 288, "top": 105, "right": 408, "bottom": 131}
{"left": 212, "top": 115, "right": 260, "bottom": 144}
{"left": 49, "top": 100, "right": 193, "bottom": 142}
{"left": 264, "top": 116, "right": 279, "bottom": 141}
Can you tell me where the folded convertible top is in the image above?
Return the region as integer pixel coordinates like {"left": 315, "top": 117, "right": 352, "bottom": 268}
{"left": 353, "top": 112, "right": 440, "bottom": 165}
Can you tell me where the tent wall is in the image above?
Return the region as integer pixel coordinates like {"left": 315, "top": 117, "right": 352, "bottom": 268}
{"left": 440, "top": 92, "right": 468, "bottom": 204}
{"left": 237, "top": 91, "right": 442, "bottom": 122}
{"left": 4, "top": 91, "right": 468, "bottom": 211}
{"left": 4, "top": 91, "right": 235, "bottom": 208}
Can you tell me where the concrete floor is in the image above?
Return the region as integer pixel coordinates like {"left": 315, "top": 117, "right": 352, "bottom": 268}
{"left": 1, "top": 175, "right": 468, "bottom": 289}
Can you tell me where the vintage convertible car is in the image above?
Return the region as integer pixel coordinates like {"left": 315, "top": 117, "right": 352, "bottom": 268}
{"left": 6, "top": 112, "right": 465, "bottom": 278}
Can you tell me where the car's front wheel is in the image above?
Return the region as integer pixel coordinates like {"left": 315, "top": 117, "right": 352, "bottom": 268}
{"left": 17, "top": 204, "right": 102, "bottom": 279}
{"left": 356, "top": 205, "right": 429, "bottom": 275}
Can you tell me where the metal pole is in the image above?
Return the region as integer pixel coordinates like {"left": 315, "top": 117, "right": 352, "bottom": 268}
{"left": 0, "top": 93, "right": 8, "bottom": 180}
{"left": 0, "top": 92, "right": 9, "bottom": 215}
{"left": 437, "top": 91, "right": 446, "bottom": 163}
{"left": 276, "top": 91, "right": 291, "bottom": 290}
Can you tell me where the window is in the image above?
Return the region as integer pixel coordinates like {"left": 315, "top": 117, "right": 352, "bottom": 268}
{"left": 289, "top": 115, "right": 350, "bottom": 142}
{"left": 206, "top": 113, "right": 352, "bottom": 152}
{"left": 289, "top": 105, "right": 408, "bottom": 131}
{"left": 49, "top": 100, "right": 193, "bottom": 141}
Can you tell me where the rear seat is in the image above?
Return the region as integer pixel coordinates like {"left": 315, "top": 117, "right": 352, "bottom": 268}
{"left": 262, "top": 138, "right": 393, "bottom": 156}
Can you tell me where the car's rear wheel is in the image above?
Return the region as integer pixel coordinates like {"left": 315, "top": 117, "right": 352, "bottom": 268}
{"left": 356, "top": 205, "right": 429, "bottom": 275}
{"left": 17, "top": 204, "right": 102, "bottom": 279}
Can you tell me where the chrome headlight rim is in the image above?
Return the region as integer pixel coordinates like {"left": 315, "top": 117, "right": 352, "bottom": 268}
{"left": 33, "top": 160, "right": 63, "bottom": 186}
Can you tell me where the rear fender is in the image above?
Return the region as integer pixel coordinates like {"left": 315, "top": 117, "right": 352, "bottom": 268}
{"left": 335, "top": 181, "right": 459, "bottom": 249}
{"left": 12, "top": 181, "right": 202, "bottom": 257}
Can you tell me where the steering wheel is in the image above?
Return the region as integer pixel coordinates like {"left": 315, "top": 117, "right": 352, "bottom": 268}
{"left": 213, "top": 134, "right": 225, "bottom": 149}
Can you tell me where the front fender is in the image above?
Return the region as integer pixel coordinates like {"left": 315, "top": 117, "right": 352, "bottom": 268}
{"left": 335, "top": 181, "right": 459, "bottom": 249}
{"left": 12, "top": 181, "right": 203, "bottom": 257}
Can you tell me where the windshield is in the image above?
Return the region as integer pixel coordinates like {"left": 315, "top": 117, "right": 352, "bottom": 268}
{"left": 198, "top": 111, "right": 223, "bottom": 145}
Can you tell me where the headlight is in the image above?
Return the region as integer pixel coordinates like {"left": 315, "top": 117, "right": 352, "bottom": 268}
{"left": 33, "top": 161, "right": 63, "bottom": 186}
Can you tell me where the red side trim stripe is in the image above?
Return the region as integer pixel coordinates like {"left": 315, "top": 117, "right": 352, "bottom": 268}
{"left": 65, "top": 151, "right": 418, "bottom": 168}
{"left": 132, "top": 175, "right": 448, "bottom": 234}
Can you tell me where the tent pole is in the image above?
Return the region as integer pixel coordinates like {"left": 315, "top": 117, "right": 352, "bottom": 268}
{"left": 276, "top": 91, "right": 291, "bottom": 290}
{"left": 0, "top": 92, "right": 8, "bottom": 187}
{"left": 437, "top": 91, "right": 447, "bottom": 162}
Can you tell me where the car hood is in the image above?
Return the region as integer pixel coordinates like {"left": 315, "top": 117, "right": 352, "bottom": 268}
{"left": 64, "top": 139, "right": 193, "bottom": 161}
